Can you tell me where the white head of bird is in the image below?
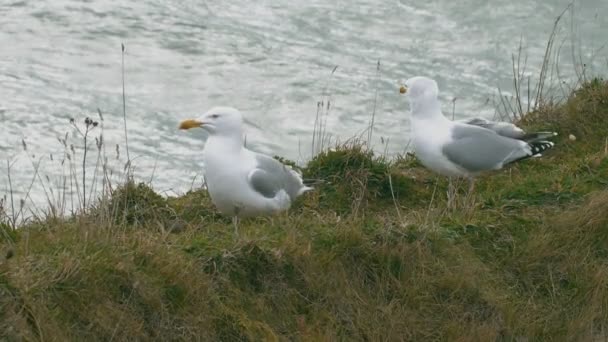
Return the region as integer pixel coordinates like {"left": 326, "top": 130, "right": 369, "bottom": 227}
{"left": 399, "top": 76, "right": 441, "bottom": 118}
{"left": 179, "top": 106, "right": 244, "bottom": 137}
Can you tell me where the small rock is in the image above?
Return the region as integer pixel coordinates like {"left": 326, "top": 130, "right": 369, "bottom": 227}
{"left": 569, "top": 134, "right": 577, "bottom": 141}
{"left": 5, "top": 248, "right": 14, "bottom": 260}
{"left": 167, "top": 220, "right": 187, "bottom": 234}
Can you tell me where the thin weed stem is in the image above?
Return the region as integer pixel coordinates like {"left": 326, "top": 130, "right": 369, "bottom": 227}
{"left": 6, "top": 159, "right": 16, "bottom": 229}
{"left": 388, "top": 173, "right": 403, "bottom": 223}
{"left": 312, "top": 65, "right": 338, "bottom": 156}
{"left": 367, "top": 60, "right": 381, "bottom": 144}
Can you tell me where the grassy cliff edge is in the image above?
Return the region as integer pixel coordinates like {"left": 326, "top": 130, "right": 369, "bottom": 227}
{"left": 1, "top": 79, "right": 608, "bottom": 340}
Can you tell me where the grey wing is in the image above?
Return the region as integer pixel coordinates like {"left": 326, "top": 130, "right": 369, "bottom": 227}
{"left": 461, "top": 117, "right": 557, "bottom": 142}
{"left": 248, "top": 154, "right": 309, "bottom": 200}
{"left": 442, "top": 124, "right": 531, "bottom": 173}
{"left": 460, "top": 117, "right": 526, "bottom": 139}
{"left": 249, "top": 169, "right": 281, "bottom": 198}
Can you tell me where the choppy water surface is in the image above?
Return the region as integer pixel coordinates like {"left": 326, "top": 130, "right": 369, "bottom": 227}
{"left": 0, "top": 0, "right": 607, "bottom": 210}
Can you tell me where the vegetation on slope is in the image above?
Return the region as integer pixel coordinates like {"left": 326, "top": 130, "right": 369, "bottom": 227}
{"left": 1, "top": 79, "right": 607, "bottom": 341}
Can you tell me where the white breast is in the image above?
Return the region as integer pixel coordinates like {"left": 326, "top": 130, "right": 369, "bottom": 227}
{"left": 411, "top": 118, "right": 468, "bottom": 178}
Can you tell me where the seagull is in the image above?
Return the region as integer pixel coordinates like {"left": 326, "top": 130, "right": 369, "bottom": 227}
{"left": 179, "top": 107, "right": 312, "bottom": 234}
{"left": 399, "top": 76, "right": 557, "bottom": 205}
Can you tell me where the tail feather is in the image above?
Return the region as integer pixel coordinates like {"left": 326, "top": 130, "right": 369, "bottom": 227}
{"left": 303, "top": 178, "right": 325, "bottom": 187}
{"left": 297, "top": 185, "right": 314, "bottom": 196}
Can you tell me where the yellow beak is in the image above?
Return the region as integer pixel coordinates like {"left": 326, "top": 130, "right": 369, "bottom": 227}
{"left": 179, "top": 119, "right": 204, "bottom": 130}
{"left": 399, "top": 85, "right": 408, "bottom": 94}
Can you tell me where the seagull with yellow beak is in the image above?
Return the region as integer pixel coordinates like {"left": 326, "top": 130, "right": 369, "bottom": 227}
{"left": 179, "top": 106, "right": 312, "bottom": 235}
{"left": 399, "top": 77, "right": 557, "bottom": 206}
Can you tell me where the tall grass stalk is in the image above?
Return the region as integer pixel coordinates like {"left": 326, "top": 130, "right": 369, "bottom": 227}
{"left": 121, "top": 43, "right": 131, "bottom": 165}
{"left": 311, "top": 65, "right": 338, "bottom": 156}
{"left": 367, "top": 60, "right": 381, "bottom": 144}
{"left": 0, "top": 44, "right": 135, "bottom": 227}
{"left": 497, "top": 3, "right": 580, "bottom": 121}
{"left": 5, "top": 160, "right": 16, "bottom": 229}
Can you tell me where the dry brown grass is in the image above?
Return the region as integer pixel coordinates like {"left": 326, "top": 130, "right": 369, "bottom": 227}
{"left": 1, "top": 106, "right": 607, "bottom": 339}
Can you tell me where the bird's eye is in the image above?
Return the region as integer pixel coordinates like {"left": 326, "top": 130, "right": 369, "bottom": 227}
{"left": 210, "top": 114, "right": 220, "bottom": 119}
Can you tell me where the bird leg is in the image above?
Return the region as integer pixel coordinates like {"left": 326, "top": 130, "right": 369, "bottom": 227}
{"left": 464, "top": 177, "right": 476, "bottom": 210}
{"left": 233, "top": 206, "right": 241, "bottom": 237}
{"left": 447, "top": 177, "right": 455, "bottom": 209}
{"left": 232, "top": 216, "right": 239, "bottom": 236}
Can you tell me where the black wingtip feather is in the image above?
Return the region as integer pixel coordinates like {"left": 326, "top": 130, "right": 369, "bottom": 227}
{"left": 507, "top": 139, "right": 557, "bottom": 166}
{"left": 529, "top": 141, "right": 555, "bottom": 155}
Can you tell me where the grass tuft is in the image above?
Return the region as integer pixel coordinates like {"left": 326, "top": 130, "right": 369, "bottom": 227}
{"left": 523, "top": 77, "right": 608, "bottom": 154}
{"left": 304, "top": 141, "right": 429, "bottom": 214}
{"left": 104, "top": 181, "right": 170, "bottom": 227}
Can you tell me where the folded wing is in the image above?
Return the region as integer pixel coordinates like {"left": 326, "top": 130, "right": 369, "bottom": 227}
{"left": 248, "top": 154, "right": 311, "bottom": 200}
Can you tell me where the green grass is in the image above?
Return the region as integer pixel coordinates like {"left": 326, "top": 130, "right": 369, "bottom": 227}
{"left": 1, "top": 79, "right": 608, "bottom": 340}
